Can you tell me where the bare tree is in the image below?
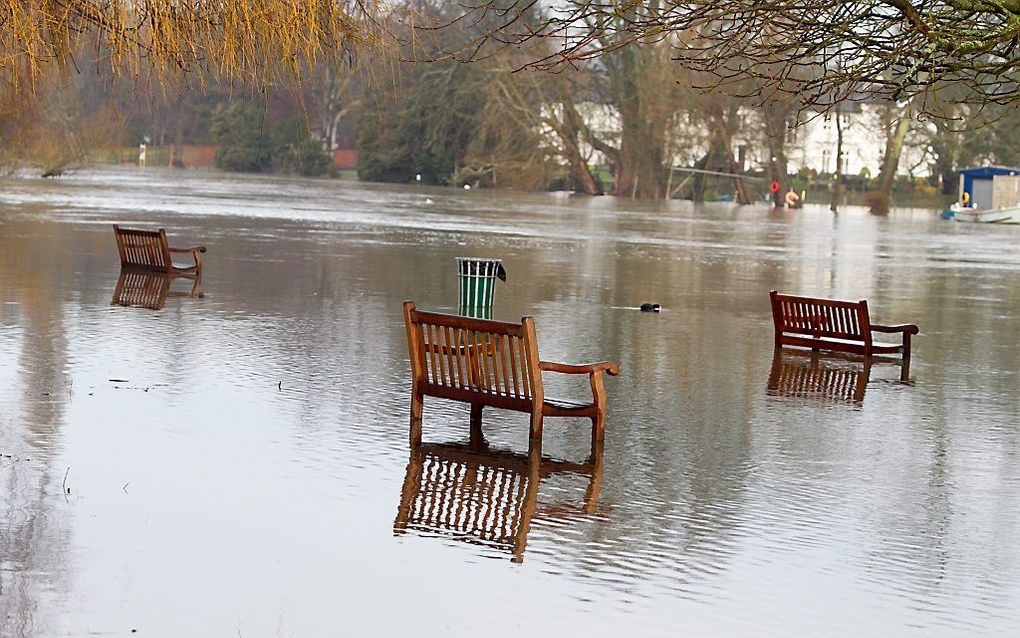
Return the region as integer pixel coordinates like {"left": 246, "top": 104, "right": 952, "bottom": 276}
{"left": 436, "top": 2, "right": 1020, "bottom": 116}
{"left": 830, "top": 109, "right": 844, "bottom": 212}
{"left": 762, "top": 97, "right": 793, "bottom": 207}
{"left": 872, "top": 99, "right": 916, "bottom": 213}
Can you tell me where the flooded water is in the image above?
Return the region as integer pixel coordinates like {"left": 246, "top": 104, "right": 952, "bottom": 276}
{"left": 1, "top": 167, "right": 1018, "bottom": 637}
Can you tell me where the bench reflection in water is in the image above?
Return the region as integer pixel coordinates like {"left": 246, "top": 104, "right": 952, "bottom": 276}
{"left": 767, "top": 349, "right": 873, "bottom": 405}
{"left": 394, "top": 432, "right": 604, "bottom": 563}
{"left": 111, "top": 268, "right": 202, "bottom": 310}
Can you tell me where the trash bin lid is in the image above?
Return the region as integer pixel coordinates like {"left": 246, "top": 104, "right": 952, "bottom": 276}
{"left": 456, "top": 257, "right": 506, "bottom": 281}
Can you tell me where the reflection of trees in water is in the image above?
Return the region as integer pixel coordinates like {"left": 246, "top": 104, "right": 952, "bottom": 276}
{"left": 0, "top": 224, "right": 75, "bottom": 638}
{"left": 864, "top": 386, "right": 1016, "bottom": 615}
{"left": 867, "top": 235, "right": 1020, "bottom": 608}
{"left": 193, "top": 242, "right": 407, "bottom": 437}
{"left": 513, "top": 250, "right": 759, "bottom": 590}
{"left": 1, "top": 465, "right": 71, "bottom": 638}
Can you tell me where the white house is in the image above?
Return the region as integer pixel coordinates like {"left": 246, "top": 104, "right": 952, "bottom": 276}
{"left": 554, "top": 101, "right": 927, "bottom": 180}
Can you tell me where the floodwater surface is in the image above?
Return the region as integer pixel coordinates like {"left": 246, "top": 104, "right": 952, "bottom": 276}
{"left": 1, "top": 168, "right": 1018, "bottom": 637}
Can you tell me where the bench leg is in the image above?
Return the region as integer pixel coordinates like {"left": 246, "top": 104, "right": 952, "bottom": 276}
{"left": 582, "top": 440, "right": 604, "bottom": 515}
{"left": 529, "top": 411, "right": 544, "bottom": 443}
{"left": 591, "top": 412, "right": 606, "bottom": 446}
{"left": 589, "top": 370, "right": 607, "bottom": 445}
{"left": 394, "top": 448, "right": 424, "bottom": 533}
{"left": 409, "top": 388, "right": 424, "bottom": 446}
{"left": 512, "top": 442, "right": 543, "bottom": 563}
{"left": 469, "top": 404, "right": 483, "bottom": 446}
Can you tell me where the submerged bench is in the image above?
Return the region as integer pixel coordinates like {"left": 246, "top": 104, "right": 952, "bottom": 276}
{"left": 403, "top": 301, "right": 619, "bottom": 443}
{"left": 770, "top": 290, "right": 918, "bottom": 361}
{"left": 113, "top": 225, "right": 206, "bottom": 278}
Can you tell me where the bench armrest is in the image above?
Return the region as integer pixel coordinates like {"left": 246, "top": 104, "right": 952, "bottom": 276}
{"left": 539, "top": 361, "right": 620, "bottom": 376}
{"left": 871, "top": 323, "right": 919, "bottom": 335}
{"left": 169, "top": 246, "right": 207, "bottom": 253}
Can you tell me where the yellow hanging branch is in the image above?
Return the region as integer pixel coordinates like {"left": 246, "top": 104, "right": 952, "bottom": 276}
{"left": 0, "top": 0, "right": 383, "bottom": 93}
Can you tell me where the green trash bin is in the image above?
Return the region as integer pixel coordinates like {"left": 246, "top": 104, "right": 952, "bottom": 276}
{"left": 457, "top": 257, "right": 505, "bottom": 318}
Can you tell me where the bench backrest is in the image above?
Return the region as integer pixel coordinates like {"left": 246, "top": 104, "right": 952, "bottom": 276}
{"left": 113, "top": 225, "right": 172, "bottom": 271}
{"left": 403, "top": 301, "right": 543, "bottom": 409}
{"left": 770, "top": 290, "right": 872, "bottom": 346}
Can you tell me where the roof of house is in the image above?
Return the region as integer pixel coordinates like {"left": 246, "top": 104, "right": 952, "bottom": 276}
{"left": 959, "top": 166, "right": 1020, "bottom": 178}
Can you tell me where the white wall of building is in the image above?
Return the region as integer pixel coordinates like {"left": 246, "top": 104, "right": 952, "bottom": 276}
{"left": 560, "top": 101, "right": 928, "bottom": 179}
{"left": 784, "top": 105, "right": 928, "bottom": 178}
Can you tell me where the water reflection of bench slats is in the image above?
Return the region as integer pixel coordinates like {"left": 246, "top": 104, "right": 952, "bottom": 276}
{"left": 394, "top": 441, "right": 603, "bottom": 563}
{"left": 767, "top": 351, "right": 871, "bottom": 404}
{"left": 112, "top": 268, "right": 200, "bottom": 310}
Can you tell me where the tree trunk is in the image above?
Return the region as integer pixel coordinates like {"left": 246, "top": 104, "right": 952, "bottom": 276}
{"left": 614, "top": 95, "right": 665, "bottom": 198}
{"left": 557, "top": 98, "right": 603, "bottom": 195}
{"left": 763, "top": 99, "right": 791, "bottom": 207}
{"left": 830, "top": 111, "right": 843, "bottom": 212}
{"left": 603, "top": 44, "right": 666, "bottom": 199}
{"left": 693, "top": 100, "right": 748, "bottom": 203}
{"left": 872, "top": 102, "right": 913, "bottom": 214}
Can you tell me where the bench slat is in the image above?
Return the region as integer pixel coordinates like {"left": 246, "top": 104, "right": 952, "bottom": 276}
{"left": 499, "top": 334, "right": 512, "bottom": 397}
{"left": 440, "top": 325, "right": 454, "bottom": 388}
{"left": 455, "top": 327, "right": 468, "bottom": 389}
{"left": 486, "top": 333, "right": 500, "bottom": 394}
{"left": 422, "top": 383, "right": 534, "bottom": 412}
{"left": 495, "top": 334, "right": 509, "bottom": 396}
{"left": 411, "top": 308, "right": 525, "bottom": 336}
{"left": 516, "top": 335, "right": 530, "bottom": 398}
{"left": 503, "top": 334, "right": 520, "bottom": 398}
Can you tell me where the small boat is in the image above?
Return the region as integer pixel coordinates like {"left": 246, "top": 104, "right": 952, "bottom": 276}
{"left": 949, "top": 166, "right": 1020, "bottom": 224}
{"left": 949, "top": 203, "right": 1020, "bottom": 224}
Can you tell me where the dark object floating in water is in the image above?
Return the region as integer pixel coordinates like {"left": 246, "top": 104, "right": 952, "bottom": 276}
{"left": 640, "top": 303, "right": 660, "bottom": 312}
{"left": 109, "top": 379, "right": 129, "bottom": 383}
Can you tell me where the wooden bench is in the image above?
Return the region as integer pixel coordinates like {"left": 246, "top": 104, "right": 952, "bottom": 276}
{"left": 770, "top": 290, "right": 918, "bottom": 361}
{"left": 113, "top": 225, "right": 206, "bottom": 279}
{"left": 394, "top": 437, "right": 603, "bottom": 563}
{"left": 403, "top": 301, "right": 619, "bottom": 444}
